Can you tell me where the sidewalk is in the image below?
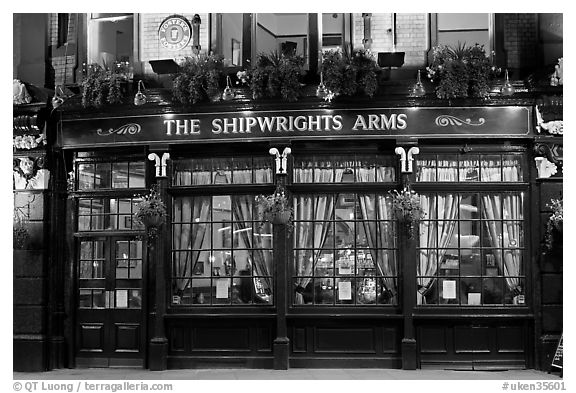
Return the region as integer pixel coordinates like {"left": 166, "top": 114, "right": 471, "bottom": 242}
{"left": 14, "top": 367, "right": 562, "bottom": 380}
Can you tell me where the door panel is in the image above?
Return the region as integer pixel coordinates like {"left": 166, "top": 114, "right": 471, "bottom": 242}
{"left": 76, "top": 237, "right": 145, "bottom": 367}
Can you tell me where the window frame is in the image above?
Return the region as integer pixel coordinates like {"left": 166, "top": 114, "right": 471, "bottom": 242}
{"left": 411, "top": 144, "right": 531, "bottom": 310}
{"left": 168, "top": 151, "right": 277, "bottom": 311}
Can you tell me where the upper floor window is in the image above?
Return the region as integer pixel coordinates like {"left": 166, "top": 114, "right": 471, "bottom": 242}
{"left": 87, "top": 13, "right": 134, "bottom": 68}
{"left": 434, "top": 13, "right": 492, "bottom": 52}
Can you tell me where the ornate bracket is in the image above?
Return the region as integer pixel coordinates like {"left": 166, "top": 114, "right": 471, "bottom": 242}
{"left": 148, "top": 152, "right": 170, "bottom": 178}
{"left": 534, "top": 142, "right": 562, "bottom": 179}
{"left": 395, "top": 146, "right": 420, "bottom": 174}
{"left": 269, "top": 147, "right": 292, "bottom": 175}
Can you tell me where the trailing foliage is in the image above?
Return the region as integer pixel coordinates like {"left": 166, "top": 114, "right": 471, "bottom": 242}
{"left": 321, "top": 47, "right": 379, "bottom": 99}
{"left": 249, "top": 51, "right": 304, "bottom": 102}
{"left": 81, "top": 64, "right": 125, "bottom": 108}
{"left": 172, "top": 53, "right": 224, "bottom": 105}
{"left": 426, "top": 43, "right": 499, "bottom": 99}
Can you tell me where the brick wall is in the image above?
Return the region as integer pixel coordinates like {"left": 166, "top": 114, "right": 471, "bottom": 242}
{"left": 49, "top": 13, "right": 78, "bottom": 86}
{"left": 139, "top": 13, "right": 210, "bottom": 76}
{"left": 352, "top": 13, "right": 428, "bottom": 68}
{"left": 503, "top": 13, "right": 538, "bottom": 70}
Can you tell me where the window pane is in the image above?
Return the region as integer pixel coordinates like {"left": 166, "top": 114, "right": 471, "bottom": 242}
{"left": 78, "top": 164, "right": 94, "bottom": 190}
{"left": 112, "top": 162, "right": 128, "bottom": 188}
{"left": 129, "top": 162, "right": 145, "bottom": 188}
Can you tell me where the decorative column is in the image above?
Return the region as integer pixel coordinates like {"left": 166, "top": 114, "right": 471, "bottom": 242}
{"left": 147, "top": 152, "right": 170, "bottom": 371}
{"left": 270, "top": 147, "right": 291, "bottom": 369}
{"left": 395, "top": 145, "right": 420, "bottom": 370}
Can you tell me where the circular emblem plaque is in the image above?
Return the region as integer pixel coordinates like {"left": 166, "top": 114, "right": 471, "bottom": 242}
{"left": 158, "top": 16, "right": 192, "bottom": 50}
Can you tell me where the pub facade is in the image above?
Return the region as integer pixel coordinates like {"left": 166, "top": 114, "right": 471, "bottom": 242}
{"left": 13, "top": 13, "right": 563, "bottom": 372}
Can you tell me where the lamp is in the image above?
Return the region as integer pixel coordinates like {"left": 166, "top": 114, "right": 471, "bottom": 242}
{"left": 501, "top": 69, "right": 515, "bottom": 96}
{"left": 222, "top": 76, "right": 234, "bottom": 101}
{"left": 316, "top": 72, "right": 328, "bottom": 99}
{"left": 134, "top": 80, "right": 146, "bottom": 106}
{"left": 411, "top": 70, "right": 426, "bottom": 97}
{"left": 51, "top": 86, "right": 65, "bottom": 109}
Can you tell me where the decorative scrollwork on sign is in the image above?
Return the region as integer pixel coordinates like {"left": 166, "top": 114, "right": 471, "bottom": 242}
{"left": 97, "top": 123, "right": 141, "bottom": 136}
{"left": 435, "top": 115, "right": 486, "bottom": 127}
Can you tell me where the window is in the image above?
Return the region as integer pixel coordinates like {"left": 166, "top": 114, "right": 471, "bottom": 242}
{"left": 173, "top": 156, "right": 272, "bottom": 186}
{"left": 171, "top": 155, "right": 275, "bottom": 306}
{"left": 57, "top": 13, "right": 69, "bottom": 47}
{"left": 434, "top": 13, "right": 492, "bottom": 52}
{"left": 293, "top": 154, "right": 396, "bottom": 183}
{"left": 292, "top": 154, "right": 398, "bottom": 306}
{"left": 415, "top": 154, "right": 526, "bottom": 306}
{"left": 87, "top": 13, "right": 134, "bottom": 68}
{"left": 77, "top": 160, "right": 145, "bottom": 190}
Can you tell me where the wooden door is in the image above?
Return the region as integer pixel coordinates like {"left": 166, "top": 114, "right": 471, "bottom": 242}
{"left": 76, "top": 237, "right": 145, "bottom": 367}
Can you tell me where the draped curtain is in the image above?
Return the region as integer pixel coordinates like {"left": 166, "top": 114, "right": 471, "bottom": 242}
{"left": 293, "top": 162, "right": 344, "bottom": 304}
{"left": 481, "top": 159, "right": 523, "bottom": 291}
{"left": 355, "top": 167, "right": 397, "bottom": 298}
{"left": 172, "top": 158, "right": 273, "bottom": 296}
{"left": 417, "top": 160, "right": 459, "bottom": 304}
{"left": 230, "top": 170, "right": 273, "bottom": 292}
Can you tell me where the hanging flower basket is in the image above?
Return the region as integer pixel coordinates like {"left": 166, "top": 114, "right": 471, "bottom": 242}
{"left": 390, "top": 187, "right": 426, "bottom": 239}
{"left": 140, "top": 214, "right": 165, "bottom": 228}
{"left": 271, "top": 210, "right": 292, "bottom": 225}
{"left": 256, "top": 185, "right": 294, "bottom": 230}
{"left": 134, "top": 185, "right": 167, "bottom": 241}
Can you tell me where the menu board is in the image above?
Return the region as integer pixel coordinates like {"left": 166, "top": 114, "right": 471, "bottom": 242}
{"left": 551, "top": 334, "right": 563, "bottom": 369}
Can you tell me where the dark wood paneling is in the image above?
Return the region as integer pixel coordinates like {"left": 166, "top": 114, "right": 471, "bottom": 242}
{"left": 417, "top": 321, "right": 529, "bottom": 369}
{"left": 496, "top": 326, "right": 525, "bottom": 353}
{"left": 542, "top": 306, "right": 563, "bottom": 332}
{"left": 114, "top": 323, "right": 140, "bottom": 352}
{"left": 419, "top": 326, "right": 447, "bottom": 354}
{"left": 292, "top": 327, "right": 306, "bottom": 353}
{"left": 13, "top": 278, "right": 44, "bottom": 305}
{"left": 192, "top": 327, "right": 250, "bottom": 351}
{"left": 168, "top": 326, "right": 186, "bottom": 353}
{"left": 382, "top": 327, "right": 398, "bottom": 353}
{"left": 314, "top": 327, "right": 376, "bottom": 353}
{"left": 454, "top": 326, "right": 490, "bottom": 353}
{"left": 256, "top": 327, "right": 272, "bottom": 352}
{"left": 541, "top": 274, "right": 563, "bottom": 304}
{"left": 79, "top": 324, "right": 104, "bottom": 352}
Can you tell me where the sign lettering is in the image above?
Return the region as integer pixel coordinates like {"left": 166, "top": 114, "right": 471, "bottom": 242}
{"left": 59, "top": 106, "right": 532, "bottom": 148}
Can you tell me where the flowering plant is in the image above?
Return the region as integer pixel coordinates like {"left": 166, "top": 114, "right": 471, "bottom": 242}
{"left": 249, "top": 51, "right": 304, "bottom": 102}
{"left": 81, "top": 63, "right": 125, "bottom": 108}
{"left": 134, "top": 185, "right": 167, "bottom": 239}
{"left": 172, "top": 53, "right": 224, "bottom": 104}
{"left": 426, "top": 43, "right": 500, "bottom": 99}
{"left": 13, "top": 134, "right": 46, "bottom": 150}
{"left": 390, "top": 188, "right": 425, "bottom": 237}
{"left": 544, "top": 198, "right": 563, "bottom": 250}
{"left": 321, "top": 47, "right": 379, "bottom": 101}
{"left": 235, "top": 70, "right": 250, "bottom": 86}
{"left": 255, "top": 185, "right": 293, "bottom": 228}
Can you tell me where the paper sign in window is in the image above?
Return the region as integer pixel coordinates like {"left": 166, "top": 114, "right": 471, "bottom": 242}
{"left": 468, "top": 292, "right": 481, "bottom": 305}
{"left": 338, "top": 281, "right": 352, "bottom": 300}
{"left": 442, "top": 280, "right": 456, "bottom": 299}
{"left": 216, "top": 279, "right": 229, "bottom": 299}
{"left": 116, "top": 289, "right": 128, "bottom": 308}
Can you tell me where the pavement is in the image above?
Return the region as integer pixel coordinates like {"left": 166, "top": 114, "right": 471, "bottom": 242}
{"left": 13, "top": 367, "right": 562, "bottom": 380}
